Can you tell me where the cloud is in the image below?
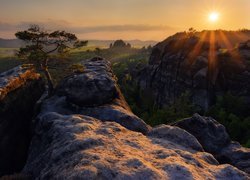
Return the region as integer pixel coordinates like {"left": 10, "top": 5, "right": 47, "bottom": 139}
{"left": 0, "top": 20, "right": 177, "bottom": 39}
{"left": 0, "top": 22, "right": 17, "bottom": 31}
{"left": 71, "top": 24, "right": 175, "bottom": 34}
{"left": 0, "top": 19, "right": 71, "bottom": 31}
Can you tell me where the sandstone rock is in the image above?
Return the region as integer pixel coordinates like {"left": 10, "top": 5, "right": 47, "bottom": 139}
{"left": 174, "top": 114, "right": 250, "bottom": 174}
{"left": 218, "top": 142, "right": 250, "bottom": 174}
{"left": 0, "top": 65, "right": 44, "bottom": 176}
{"left": 22, "top": 58, "right": 248, "bottom": 179}
{"left": 136, "top": 34, "right": 250, "bottom": 111}
{"left": 41, "top": 57, "right": 151, "bottom": 135}
{"left": 22, "top": 112, "right": 248, "bottom": 179}
{"left": 79, "top": 105, "right": 151, "bottom": 134}
{"left": 148, "top": 124, "right": 204, "bottom": 152}
{"left": 18, "top": 57, "right": 249, "bottom": 179}
{"left": 0, "top": 65, "right": 41, "bottom": 100}
{"left": 173, "top": 114, "right": 231, "bottom": 153}
{"left": 57, "top": 58, "right": 118, "bottom": 107}
{"left": 239, "top": 40, "right": 250, "bottom": 50}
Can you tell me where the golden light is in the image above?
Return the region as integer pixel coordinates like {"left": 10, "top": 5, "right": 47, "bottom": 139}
{"left": 209, "top": 12, "right": 219, "bottom": 22}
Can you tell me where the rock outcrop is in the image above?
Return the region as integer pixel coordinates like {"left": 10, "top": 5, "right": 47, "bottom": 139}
{"left": 21, "top": 58, "right": 249, "bottom": 179}
{"left": 136, "top": 33, "right": 250, "bottom": 111}
{"left": 174, "top": 114, "right": 250, "bottom": 174}
{"left": 42, "top": 57, "right": 151, "bottom": 134}
{"left": 0, "top": 65, "right": 44, "bottom": 176}
{"left": 23, "top": 113, "right": 248, "bottom": 179}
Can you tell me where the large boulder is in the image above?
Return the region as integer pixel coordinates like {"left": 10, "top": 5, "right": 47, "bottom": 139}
{"left": 174, "top": 114, "right": 250, "bottom": 174}
{"left": 0, "top": 65, "right": 44, "bottom": 176}
{"left": 57, "top": 57, "right": 118, "bottom": 107}
{"left": 173, "top": 114, "right": 231, "bottom": 154}
{"left": 22, "top": 112, "right": 248, "bottom": 179}
{"left": 148, "top": 124, "right": 204, "bottom": 152}
{"left": 219, "top": 142, "right": 250, "bottom": 174}
{"left": 41, "top": 57, "right": 151, "bottom": 135}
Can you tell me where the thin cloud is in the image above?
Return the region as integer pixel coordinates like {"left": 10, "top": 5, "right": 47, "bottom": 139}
{"left": 0, "top": 20, "right": 176, "bottom": 38}
{"left": 0, "top": 22, "right": 17, "bottom": 31}
{"left": 71, "top": 24, "right": 175, "bottom": 34}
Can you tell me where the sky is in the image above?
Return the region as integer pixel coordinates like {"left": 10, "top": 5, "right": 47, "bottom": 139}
{"left": 0, "top": 0, "right": 250, "bottom": 40}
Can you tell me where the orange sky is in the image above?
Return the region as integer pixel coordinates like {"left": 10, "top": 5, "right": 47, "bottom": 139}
{"left": 0, "top": 0, "right": 249, "bottom": 40}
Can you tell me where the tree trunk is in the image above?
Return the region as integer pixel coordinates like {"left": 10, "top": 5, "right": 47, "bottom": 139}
{"left": 41, "top": 58, "right": 54, "bottom": 96}
{"left": 43, "top": 68, "right": 54, "bottom": 96}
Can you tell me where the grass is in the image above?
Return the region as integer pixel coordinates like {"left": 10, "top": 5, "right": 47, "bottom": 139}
{"left": 0, "top": 46, "right": 149, "bottom": 86}
{"left": 0, "top": 48, "right": 18, "bottom": 58}
{"left": 49, "top": 47, "right": 149, "bottom": 85}
{"left": 0, "top": 48, "right": 20, "bottom": 73}
{"left": 70, "top": 46, "right": 108, "bottom": 53}
{"left": 0, "top": 57, "right": 21, "bottom": 73}
{"left": 0, "top": 45, "right": 148, "bottom": 73}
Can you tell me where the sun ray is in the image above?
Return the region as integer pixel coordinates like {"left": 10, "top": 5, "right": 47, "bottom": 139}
{"left": 208, "top": 30, "right": 219, "bottom": 85}
{"left": 234, "top": 31, "right": 250, "bottom": 43}
{"left": 219, "top": 31, "right": 243, "bottom": 63}
{"left": 219, "top": 30, "right": 234, "bottom": 50}
{"left": 188, "top": 31, "right": 208, "bottom": 64}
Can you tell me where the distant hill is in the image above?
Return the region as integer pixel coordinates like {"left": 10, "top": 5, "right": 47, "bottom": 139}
{"left": 0, "top": 38, "right": 24, "bottom": 48}
{"left": 0, "top": 38, "right": 157, "bottom": 48}
{"left": 87, "top": 40, "right": 157, "bottom": 48}
{"left": 2, "top": 29, "right": 249, "bottom": 49}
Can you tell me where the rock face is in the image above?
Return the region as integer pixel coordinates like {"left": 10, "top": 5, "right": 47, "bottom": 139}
{"left": 22, "top": 58, "right": 249, "bottom": 179}
{"left": 136, "top": 33, "right": 250, "bottom": 111}
{"left": 174, "top": 114, "right": 250, "bottom": 174}
{"left": 0, "top": 65, "right": 44, "bottom": 176}
{"left": 57, "top": 57, "right": 118, "bottom": 107}
{"left": 45, "top": 57, "right": 150, "bottom": 134}
{"left": 22, "top": 113, "right": 248, "bottom": 179}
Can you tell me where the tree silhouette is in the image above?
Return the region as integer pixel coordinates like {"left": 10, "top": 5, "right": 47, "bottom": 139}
{"left": 15, "top": 24, "right": 87, "bottom": 95}
{"left": 187, "top": 27, "right": 197, "bottom": 37}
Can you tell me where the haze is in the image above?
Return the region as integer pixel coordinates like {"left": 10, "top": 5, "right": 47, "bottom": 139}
{"left": 0, "top": 0, "right": 249, "bottom": 40}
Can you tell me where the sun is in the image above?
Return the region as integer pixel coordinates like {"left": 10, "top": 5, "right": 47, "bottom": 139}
{"left": 209, "top": 12, "right": 219, "bottom": 22}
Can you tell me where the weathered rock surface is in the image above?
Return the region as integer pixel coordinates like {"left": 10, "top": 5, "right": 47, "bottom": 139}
{"left": 174, "top": 113, "right": 250, "bottom": 174}
{"left": 57, "top": 57, "right": 118, "bottom": 107}
{"left": 23, "top": 112, "right": 248, "bottom": 179}
{"left": 148, "top": 124, "right": 204, "bottom": 152}
{"left": 21, "top": 58, "right": 249, "bottom": 179}
{"left": 136, "top": 33, "right": 250, "bottom": 111}
{"left": 0, "top": 65, "right": 44, "bottom": 176}
{"left": 44, "top": 57, "right": 151, "bottom": 134}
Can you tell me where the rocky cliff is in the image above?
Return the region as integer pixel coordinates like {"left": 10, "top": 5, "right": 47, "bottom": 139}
{"left": 136, "top": 33, "right": 250, "bottom": 111}
{"left": 174, "top": 114, "right": 250, "bottom": 174}
{"left": 19, "top": 57, "right": 249, "bottom": 179}
{"left": 0, "top": 65, "right": 44, "bottom": 176}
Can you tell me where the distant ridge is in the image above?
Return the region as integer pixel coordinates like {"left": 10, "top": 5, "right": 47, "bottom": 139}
{"left": 2, "top": 29, "right": 249, "bottom": 49}
{"left": 0, "top": 38, "right": 24, "bottom": 48}
{"left": 0, "top": 38, "right": 157, "bottom": 48}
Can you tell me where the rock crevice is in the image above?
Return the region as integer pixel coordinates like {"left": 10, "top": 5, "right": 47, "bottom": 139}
{"left": 0, "top": 65, "right": 44, "bottom": 176}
